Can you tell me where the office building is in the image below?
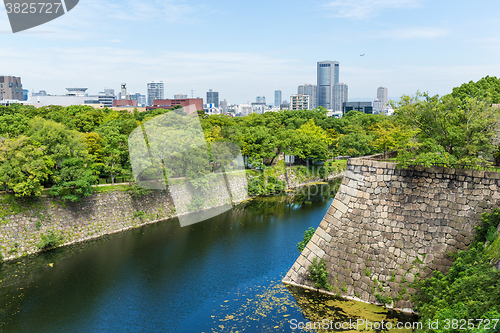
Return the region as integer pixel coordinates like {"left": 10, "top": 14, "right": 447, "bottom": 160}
{"left": 317, "top": 61, "right": 339, "bottom": 109}
{"left": 377, "top": 86, "right": 388, "bottom": 108}
{"left": 274, "top": 90, "right": 282, "bottom": 107}
{"left": 0, "top": 76, "right": 23, "bottom": 101}
{"left": 280, "top": 100, "right": 290, "bottom": 110}
{"left": 220, "top": 99, "right": 228, "bottom": 112}
{"left": 150, "top": 98, "right": 203, "bottom": 114}
{"left": 343, "top": 101, "right": 373, "bottom": 115}
{"left": 32, "top": 90, "right": 47, "bottom": 96}
{"left": 255, "top": 95, "right": 266, "bottom": 104}
{"left": 373, "top": 99, "right": 383, "bottom": 114}
{"left": 298, "top": 84, "right": 317, "bottom": 109}
{"left": 114, "top": 100, "right": 138, "bottom": 107}
{"left": 98, "top": 90, "right": 116, "bottom": 108}
{"left": 174, "top": 93, "right": 188, "bottom": 99}
{"left": 206, "top": 89, "right": 219, "bottom": 107}
{"left": 147, "top": 81, "right": 164, "bottom": 106}
{"left": 333, "top": 83, "right": 348, "bottom": 112}
{"left": 23, "top": 89, "right": 28, "bottom": 101}
{"left": 290, "top": 94, "right": 310, "bottom": 111}
{"left": 120, "top": 83, "right": 127, "bottom": 99}
{"left": 27, "top": 88, "right": 103, "bottom": 107}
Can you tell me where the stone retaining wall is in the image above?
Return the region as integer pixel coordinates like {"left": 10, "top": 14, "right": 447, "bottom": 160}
{"left": 283, "top": 158, "right": 500, "bottom": 311}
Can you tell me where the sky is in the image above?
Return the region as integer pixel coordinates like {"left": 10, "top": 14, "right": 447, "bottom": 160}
{"left": 1, "top": 0, "right": 500, "bottom": 105}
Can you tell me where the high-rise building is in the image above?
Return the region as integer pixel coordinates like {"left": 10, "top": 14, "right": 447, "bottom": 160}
{"left": 120, "top": 83, "right": 127, "bottom": 100}
{"left": 174, "top": 93, "right": 188, "bottom": 99}
{"left": 220, "top": 99, "right": 228, "bottom": 112}
{"left": 207, "top": 89, "right": 219, "bottom": 107}
{"left": 377, "top": 86, "right": 388, "bottom": 108}
{"left": 298, "top": 84, "right": 317, "bottom": 109}
{"left": 147, "top": 81, "right": 164, "bottom": 106}
{"left": 317, "top": 61, "right": 339, "bottom": 110}
{"left": 290, "top": 94, "right": 310, "bottom": 111}
{"left": 256, "top": 95, "right": 266, "bottom": 104}
{"left": 333, "top": 83, "right": 348, "bottom": 112}
{"left": 274, "top": 90, "right": 282, "bottom": 107}
{"left": 0, "top": 76, "right": 23, "bottom": 100}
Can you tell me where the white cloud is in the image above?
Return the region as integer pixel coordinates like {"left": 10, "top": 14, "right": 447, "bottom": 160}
{"left": 323, "top": 0, "right": 421, "bottom": 19}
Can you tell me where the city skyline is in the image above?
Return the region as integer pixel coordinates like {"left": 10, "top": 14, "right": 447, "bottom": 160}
{"left": 1, "top": 1, "right": 500, "bottom": 104}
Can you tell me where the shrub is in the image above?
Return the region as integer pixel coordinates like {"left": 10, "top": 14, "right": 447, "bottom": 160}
{"left": 127, "top": 184, "right": 152, "bottom": 198}
{"left": 413, "top": 210, "right": 500, "bottom": 330}
{"left": 37, "top": 230, "right": 64, "bottom": 250}
{"left": 375, "top": 293, "right": 392, "bottom": 305}
{"left": 474, "top": 209, "right": 500, "bottom": 245}
{"left": 297, "top": 227, "right": 315, "bottom": 252}
{"left": 308, "top": 257, "right": 332, "bottom": 291}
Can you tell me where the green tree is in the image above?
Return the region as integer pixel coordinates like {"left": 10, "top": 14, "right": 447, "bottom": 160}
{"left": 27, "top": 117, "right": 97, "bottom": 201}
{"left": 102, "top": 129, "right": 127, "bottom": 185}
{"left": 392, "top": 92, "right": 500, "bottom": 166}
{"left": 294, "top": 119, "right": 332, "bottom": 161}
{"left": 0, "top": 136, "right": 53, "bottom": 197}
{"left": 451, "top": 75, "right": 500, "bottom": 103}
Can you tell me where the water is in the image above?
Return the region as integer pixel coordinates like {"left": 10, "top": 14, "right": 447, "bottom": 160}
{"left": 0, "top": 185, "right": 416, "bottom": 332}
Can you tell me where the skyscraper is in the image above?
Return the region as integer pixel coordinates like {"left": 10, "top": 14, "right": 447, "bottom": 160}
{"left": 147, "top": 81, "right": 164, "bottom": 106}
{"left": 298, "top": 84, "right": 317, "bottom": 109}
{"left": 207, "top": 89, "right": 219, "bottom": 107}
{"left": 317, "top": 61, "right": 339, "bottom": 110}
{"left": 377, "top": 86, "right": 388, "bottom": 108}
{"left": 256, "top": 96, "right": 266, "bottom": 104}
{"left": 0, "top": 76, "right": 23, "bottom": 101}
{"left": 333, "top": 83, "right": 348, "bottom": 112}
{"left": 274, "top": 90, "right": 282, "bottom": 107}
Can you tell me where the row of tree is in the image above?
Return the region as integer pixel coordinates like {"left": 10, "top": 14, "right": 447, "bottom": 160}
{"left": 1, "top": 76, "right": 500, "bottom": 200}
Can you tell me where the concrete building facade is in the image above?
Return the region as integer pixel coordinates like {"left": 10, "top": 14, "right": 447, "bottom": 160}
{"left": 290, "top": 94, "right": 310, "bottom": 110}
{"left": 0, "top": 76, "right": 23, "bottom": 101}
{"left": 147, "top": 81, "right": 164, "bottom": 106}
{"left": 333, "top": 83, "right": 348, "bottom": 112}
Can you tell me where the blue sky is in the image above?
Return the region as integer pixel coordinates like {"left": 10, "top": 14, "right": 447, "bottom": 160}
{"left": 1, "top": 0, "right": 500, "bottom": 104}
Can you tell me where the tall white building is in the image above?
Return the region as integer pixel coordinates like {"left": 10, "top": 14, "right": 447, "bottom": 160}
{"left": 147, "top": 81, "right": 164, "bottom": 106}
{"left": 290, "top": 94, "right": 310, "bottom": 111}
{"left": 333, "top": 83, "right": 348, "bottom": 112}
{"left": 377, "top": 86, "right": 388, "bottom": 108}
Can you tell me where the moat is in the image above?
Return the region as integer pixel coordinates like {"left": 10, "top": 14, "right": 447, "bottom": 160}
{"left": 0, "top": 187, "right": 416, "bottom": 332}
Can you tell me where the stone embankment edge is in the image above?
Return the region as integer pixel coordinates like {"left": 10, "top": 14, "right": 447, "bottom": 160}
{"left": 283, "top": 156, "right": 500, "bottom": 312}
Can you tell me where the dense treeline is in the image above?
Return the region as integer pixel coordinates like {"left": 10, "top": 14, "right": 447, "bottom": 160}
{"left": 2, "top": 76, "right": 500, "bottom": 201}
{"left": 0, "top": 103, "right": 401, "bottom": 201}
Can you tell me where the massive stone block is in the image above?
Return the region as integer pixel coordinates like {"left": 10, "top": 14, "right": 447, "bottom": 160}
{"left": 283, "top": 158, "right": 500, "bottom": 311}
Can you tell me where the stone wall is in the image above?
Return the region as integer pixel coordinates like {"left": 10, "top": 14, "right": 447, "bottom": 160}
{"left": 0, "top": 189, "right": 176, "bottom": 262}
{"left": 283, "top": 158, "right": 500, "bottom": 311}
